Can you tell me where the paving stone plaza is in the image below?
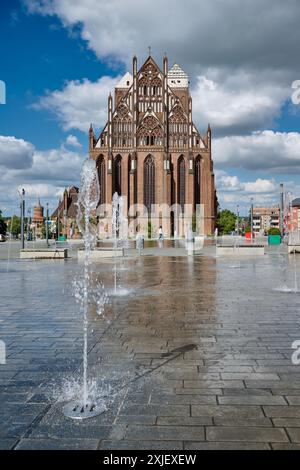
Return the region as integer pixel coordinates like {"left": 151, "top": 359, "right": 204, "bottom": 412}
{"left": 1, "top": 242, "right": 300, "bottom": 450}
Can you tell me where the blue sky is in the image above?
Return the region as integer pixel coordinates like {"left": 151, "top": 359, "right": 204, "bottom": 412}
{"left": 0, "top": 1, "right": 116, "bottom": 149}
{"left": 1, "top": 0, "right": 300, "bottom": 216}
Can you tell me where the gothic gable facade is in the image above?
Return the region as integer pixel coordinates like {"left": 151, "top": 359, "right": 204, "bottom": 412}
{"left": 89, "top": 55, "right": 217, "bottom": 236}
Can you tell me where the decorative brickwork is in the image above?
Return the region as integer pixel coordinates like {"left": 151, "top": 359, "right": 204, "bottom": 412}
{"left": 89, "top": 55, "right": 217, "bottom": 236}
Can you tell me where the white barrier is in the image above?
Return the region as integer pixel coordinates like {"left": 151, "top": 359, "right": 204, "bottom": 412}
{"left": 20, "top": 249, "right": 68, "bottom": 259}
{"left": 78, "top": 248, "right": 124, "bottom": 260}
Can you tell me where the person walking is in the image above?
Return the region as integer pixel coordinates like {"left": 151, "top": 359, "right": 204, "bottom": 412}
{"left": 158, "top": 226, "right": 164, "bottom": 241}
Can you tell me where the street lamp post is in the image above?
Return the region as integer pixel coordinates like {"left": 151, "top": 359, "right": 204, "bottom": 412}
{"left": 63, "top": 209, "right": 67, "bottom": 239}
{"left": 27, "top": 208, "right": 31, "bottom": 241}
{"left": 280, "top": 183, "right": 284, "bottom": 237}
{"left": 250, "top": 197, "right": 254, "bottom": 239}
{"left": 46, "top": 202, "right": 49, "bottom": 246}
{"left": 20, "top": 188, "right": 25, "bottom": 249}
{"left": 236, "top": 204, "right": 239, "bottom": 235}
{"left": 57, "top": 215, "right": 60, "bottom": 240}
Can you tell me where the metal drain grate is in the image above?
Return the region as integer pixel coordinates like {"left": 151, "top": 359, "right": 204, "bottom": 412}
{"left": 63, "top": 401, "right": 106, "bottom": 420}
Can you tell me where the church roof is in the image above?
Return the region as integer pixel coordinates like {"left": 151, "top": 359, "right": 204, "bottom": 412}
{"left": 168, "top": 63, "right": 188, "bottom": 79}
{"left": 94, "top": 55, "right": 206, "bottom": 148}
{"left": 292, "top": 198, "right": 300, "bottom": 207}
{"left": 116, "top": 72, "right": 133, "bottom": 89}
{"left": 167, "top": 63, "right": 189, "bottom": 88}
{"left": 51, "top": 186, "right": 79, "bottom": 219}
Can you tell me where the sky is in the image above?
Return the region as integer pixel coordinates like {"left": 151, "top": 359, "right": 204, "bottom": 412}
{"left": 0, "top": 0, "right": 300, "bottom": 216}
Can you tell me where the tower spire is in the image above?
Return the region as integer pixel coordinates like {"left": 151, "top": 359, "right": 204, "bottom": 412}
{"left": 207, "top": 123, "right": 212, "bottom": 151}
{"left": 89, "top": 123, "right": 95, "bottom": 151}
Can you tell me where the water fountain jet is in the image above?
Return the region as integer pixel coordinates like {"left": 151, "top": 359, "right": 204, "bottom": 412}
{"left": 63, "top": 159, "right": 106, "bottom": 420}
{"left": 111, "top": 192, "right": 128, "bottom": 294}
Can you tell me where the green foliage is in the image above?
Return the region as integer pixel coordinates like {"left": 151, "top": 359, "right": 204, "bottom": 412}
{"left": 0, "top": 210, "right": 7, "bottom": 235}
{"left": 268, "top": 227, "right": 281, "bottom": 235}
{"left": 9, "top": 216, "right": 21, "bottom": 236}
{"left": 217, "top": 209, "right": 237, "bottom": 235}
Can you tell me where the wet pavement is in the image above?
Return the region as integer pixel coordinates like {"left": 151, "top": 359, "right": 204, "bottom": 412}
{"left": 1, "top": 243, "right": 300, "bottom": 449}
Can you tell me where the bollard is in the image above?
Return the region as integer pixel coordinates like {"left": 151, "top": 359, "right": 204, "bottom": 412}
{"left": 136, "top": 235, "right": 144, "bottom": 256}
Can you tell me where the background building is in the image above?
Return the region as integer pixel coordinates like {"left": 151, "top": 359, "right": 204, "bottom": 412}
{"left": 31, "top": 199, "right": 44, "bottom": 239}
{"left": 252, "top": 206, "right": 280, "bottom": 235}
{"left": 52, "top": 186, "right": 79, "bottom": 238}
{"left": 89, "top": 54, "right": 217, "bottom": 237}
{"left": 286, "top": 198, "right": 300, "bottom": 232}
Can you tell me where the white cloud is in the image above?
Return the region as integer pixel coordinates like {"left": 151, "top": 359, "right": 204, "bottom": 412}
{"left": 33, "top": 76, "right": 120, "bottom": 132}
{"left": 0, "top": 135, "right": 84, "bottom": 213}
{"left": 217, "top": 171, "right": 277, "bottom": 195}
{"left": 216, "top": 173, "right": 243, "bottom": 192}
{"left": 17, "top": 183, "right": 65, "bottom": 200}
{"left": 0, "top": 181, "right": 66, "bottom": 215}
{"left": 216, "top": 170, "right": 286, "bottom": 212}
{"left": 33, "top": 68, "right": 290, "bottom": 138}
{"left": 24, "top": 146, "right": 84, "bottom": 182}
{"left": 244, "top": 179, "right": 277, "bottom": 194}
{"left": 214, "top": 131, "right": 300, "bottom": 172}
{"left": 24, "top": 0, "right": 300, "bottom": 137}
{"left": 9, "top": 1, "right": 300, "bottom": 213}
{"left": 66, "top": 134, "right": 82, "bottom": 148}
{"left": 192, "top": 72, "right": 289, "bottom": 136}
{"left": 215, "top": 169, "right": 300, "bottom": 215}
{"left": 23, "top": 0, "right": 300, "bottom": 72}
{"left": 0, "top": 136, "right": 34, "bottom": 169}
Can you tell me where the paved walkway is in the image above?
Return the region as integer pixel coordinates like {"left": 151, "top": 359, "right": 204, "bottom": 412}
{"left": 0, "top": 247, "right": 300, "bottom": 449}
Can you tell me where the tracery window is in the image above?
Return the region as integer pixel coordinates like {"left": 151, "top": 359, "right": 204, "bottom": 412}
{"left": 113, "top": 155, "right": 122, "bottom": 195}
{"left": 178, "top": 156, "right": 185, "bottom": 212}
{"left": 194, "top": 156, "right": 201, "bottom": 206}
{"left": 144, "top": 155, "right": 155, "bottom": 211}
{"left": 112, "top": 104, "right": 132, "bottom": 147}
{"left": 138, "top": 63, "right": 162, "bottom": 98}
{"left": 137, "top": 115, "right": 163, "bottom": 147}
{"left": 169, "top": 105, "right": 188, "bottom": 148}
{"left": 96, "top": 155, "right": 106, "bottom": 205}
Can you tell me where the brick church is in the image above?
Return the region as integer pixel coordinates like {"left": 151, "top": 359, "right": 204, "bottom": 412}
{"left": 89, "top": 54, "right": 217, "bottom": 237}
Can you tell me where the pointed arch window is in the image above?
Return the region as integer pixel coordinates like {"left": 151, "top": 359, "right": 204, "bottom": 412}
{"left": 144, "top": 155, "right": 155, "bottom": 212}
{"left": 194, "top": 156, "right": 201, "bottom": 206}
{"left": 178, "top": 156, "right": 185, "bottom": 212}
{"left": 113, "top": 155, "right": 122, "bottom": 195}
{"left": 96, "top": 155, "right": 106, "bottom": 205}
{"left": 127, "top": 154, "right": 131, "bottom": 209}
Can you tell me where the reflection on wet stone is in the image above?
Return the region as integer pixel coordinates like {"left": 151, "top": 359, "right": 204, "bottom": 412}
{"left": 1, "top": 245, "right": 300, "bottom": 448}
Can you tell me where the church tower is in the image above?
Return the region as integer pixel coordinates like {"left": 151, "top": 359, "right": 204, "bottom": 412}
{"left": 89, "top": 54, "right": 217, "bottom": 237}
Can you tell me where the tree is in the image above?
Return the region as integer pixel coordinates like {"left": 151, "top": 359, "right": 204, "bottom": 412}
{"left": 268, "top": 227, "right": 281, "bottom": 236}
{"left": 0, "top": 210, "right": 7, "bottom": 235}
{"left": 10, "top": 216, "right": 21, "bottom": 237}
{"left": 217, "top": 209, "right": 237, "bottom": 235}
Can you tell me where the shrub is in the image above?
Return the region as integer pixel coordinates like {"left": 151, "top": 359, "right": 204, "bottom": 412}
{"left": 268, "top": 227, "right": 281, "bottom": 236}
